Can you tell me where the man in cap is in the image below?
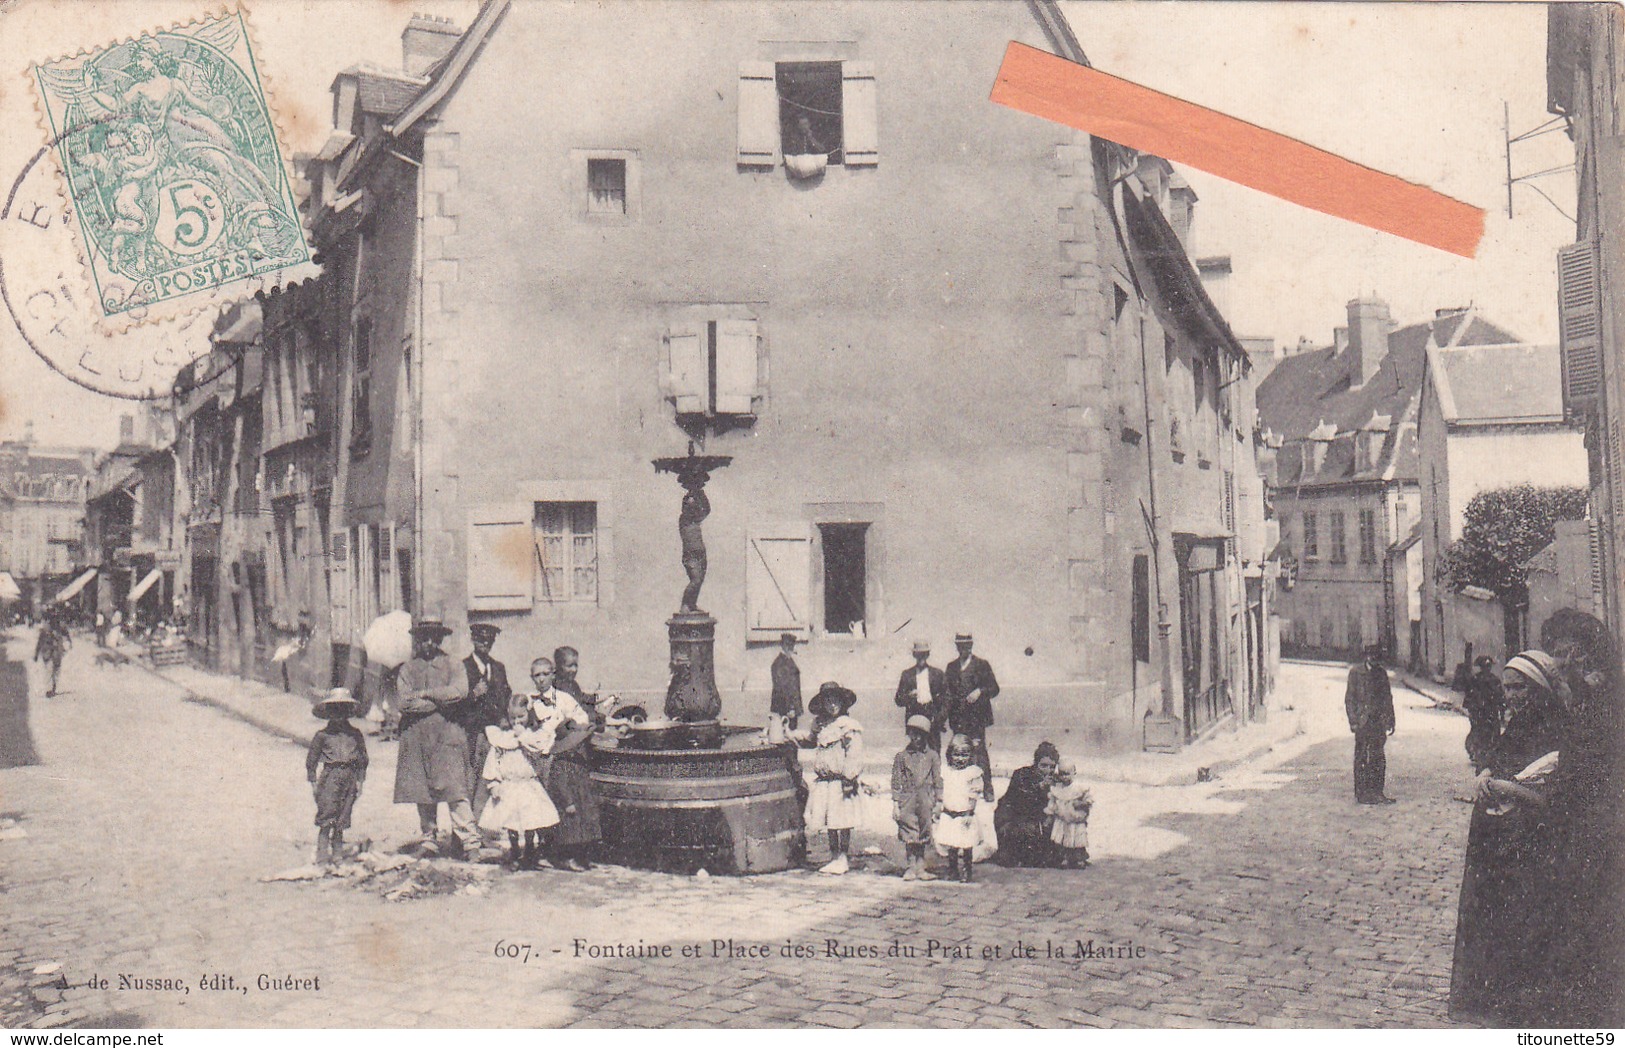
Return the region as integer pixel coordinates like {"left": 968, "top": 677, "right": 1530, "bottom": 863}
{"left": 894, "top": 639, "right": 948, "bottom": 749}
{"left": 944, "top": 631, "right": 999, "bottom": 800}
{"left": 460, "top": 623, "right": 511, "bottom": 819}
{"left": 770, "top": 632, "right": 803, "bottom": 730}
{"left": 1345, "top": 645, "right": 1396, "bottom": 804}
{"left": 393, "top": 618, "right": 481, "bottom": 857}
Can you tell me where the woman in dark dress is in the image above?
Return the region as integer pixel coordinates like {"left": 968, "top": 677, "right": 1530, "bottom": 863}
{"left": 1449, "top": 651, "right": 1568, "bottom": 1026}
{"left": 1537, "top": 610, "right": 1624, "bottom": 1027}
{"left": 995, "top": 742, "right": 1060, "bottom": 867}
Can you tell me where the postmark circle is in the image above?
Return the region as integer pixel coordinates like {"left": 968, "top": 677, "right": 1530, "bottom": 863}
{"left": 0, "top": 123, "right": 226, "bottom": 401}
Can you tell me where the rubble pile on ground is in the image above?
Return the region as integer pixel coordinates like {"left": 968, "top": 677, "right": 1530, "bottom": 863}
{"left": 261, "top": 846, "right": 497, "bottom": 901}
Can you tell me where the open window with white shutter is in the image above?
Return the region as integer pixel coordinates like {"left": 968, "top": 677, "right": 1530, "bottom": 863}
{"left": 666, "top": 325, "right": 707, "bottom": 415}
{"left": 841, "top": 62, "right": 878, "bottom": 166}
{"left": 715, "top": 319, "right": 761, "bottom": 415}
{"left": 746, "top": 526, "right": 811, "bottom": 640}
{"left": 1558, "top": 241, "right": 1602, "bottom": 419}
{"left": 737, "top": 62, "right": 780, "bottom": 167}
{"left": 467, "top": 504, "right": 534, "bottom": 612}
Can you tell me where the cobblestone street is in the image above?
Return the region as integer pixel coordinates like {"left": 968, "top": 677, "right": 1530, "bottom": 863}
{"left": 0, "top": 632, "right": 1475, "bottom": 1029}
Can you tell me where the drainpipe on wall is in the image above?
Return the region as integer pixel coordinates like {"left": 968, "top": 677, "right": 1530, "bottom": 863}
{"left": 1138, "top": 306, "right": 1181, "bottom": 752}
{"left": 388, "top": 145, "right": 426, "bottom": 616}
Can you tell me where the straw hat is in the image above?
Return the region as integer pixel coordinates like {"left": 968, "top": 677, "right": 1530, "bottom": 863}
{"left": 313, "top": 687, "right": 358, "bottom": 720}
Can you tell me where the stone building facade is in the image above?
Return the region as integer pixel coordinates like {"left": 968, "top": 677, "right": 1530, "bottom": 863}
{"left": 255, "top": 0, "right": 1274, "bottom": 751}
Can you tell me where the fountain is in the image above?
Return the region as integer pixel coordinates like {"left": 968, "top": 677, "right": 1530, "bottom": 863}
{"left": 589, "top": 447, "right": 806, "bottom": 874}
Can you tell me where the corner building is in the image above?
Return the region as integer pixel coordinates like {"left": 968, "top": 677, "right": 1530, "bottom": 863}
{"left": 276, "top": 0, "right": 1274, "bottom": 751}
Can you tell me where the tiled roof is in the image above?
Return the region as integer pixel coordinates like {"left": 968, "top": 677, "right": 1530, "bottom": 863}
{"left": 1434, "top": 343, "right": 1565, "bottom": 423}
{"left": 1257, "top": 311, "right": 1521, "bottom": 488}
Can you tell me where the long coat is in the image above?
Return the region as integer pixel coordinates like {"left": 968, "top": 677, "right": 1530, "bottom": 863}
{"left": 894, "top": 663, "right": 949, "bottom": 742}
{"left": 1344, "top": 663, "right": 1395, "bottom": 736}
{"left": 945, "top": 654, "right": 999, "bottom": 734}
{"left": 460, "top": 654, "right": 511, "bottom": 810}
{"left": 393, "top": 651, "right": 471, "bottom": 805}
{"left": 770, "top": 652, "right": 802, "bottom": 720}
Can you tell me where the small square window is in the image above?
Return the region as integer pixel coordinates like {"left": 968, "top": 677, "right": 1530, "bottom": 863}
{"left": 778, "top": 62, "right": 843, "bottom": 164}
{"left": 587, "top": 158, "right": 626, "bottom": 215}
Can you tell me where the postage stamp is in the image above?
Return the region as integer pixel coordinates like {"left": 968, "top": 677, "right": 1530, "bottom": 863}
{"left": 30, "top": 10, "right": 311, "bottom": 329}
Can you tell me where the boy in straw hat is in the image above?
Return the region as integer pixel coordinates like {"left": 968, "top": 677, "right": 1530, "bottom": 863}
{"left": 307, "top": 688, "right": 368, "bottom": 865}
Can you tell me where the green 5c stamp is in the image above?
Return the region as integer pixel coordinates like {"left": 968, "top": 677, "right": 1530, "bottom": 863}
{"left": 32, "top": 12, "right": 311, "bottom": 327}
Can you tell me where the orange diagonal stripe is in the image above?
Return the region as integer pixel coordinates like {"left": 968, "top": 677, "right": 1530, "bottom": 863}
{"left": 991, "top": 42, "right": 1485, "bottom": 258}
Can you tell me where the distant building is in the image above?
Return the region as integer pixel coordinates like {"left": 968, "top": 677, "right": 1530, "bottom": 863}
{"left": 1258, "top": 300, "right": 1522, "bottom": 664}
{"left": 1417, "top": 339, "right": 1587, "bottom": 674}
{"left": 0, "top": 423, "right": 96, "bottom": 614}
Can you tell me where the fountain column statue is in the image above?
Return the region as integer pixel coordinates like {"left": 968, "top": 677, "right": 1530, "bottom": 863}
{"left": 653, "top": 450, "right": 732, "bottom": 723}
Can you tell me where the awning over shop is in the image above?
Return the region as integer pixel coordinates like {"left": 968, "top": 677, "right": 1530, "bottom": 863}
{"left": 129, "top": 568, "right": 163, "bottom": 602}
{"left": 53, "top": 568, "right": 97, "bottom": 603}
{"left": 0, "top": 573, "right": 19, "bottom": 602}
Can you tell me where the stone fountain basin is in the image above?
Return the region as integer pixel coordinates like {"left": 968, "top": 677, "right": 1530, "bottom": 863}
{"left": 590, "top": 727, "right": 805, "bottom": 874}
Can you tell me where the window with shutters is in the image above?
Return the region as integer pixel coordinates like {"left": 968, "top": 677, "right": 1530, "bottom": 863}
{"left": 737, "top": 60, "right": 878, "bottom": 171}
{"left": 1558, "top": 241, "right": 1602, "bottom": 420}
{"left": 746, "top": 526, "right": 812, "bottom": 641}
{"left": 665, "top": 316, "right": 763, "bottom": 419}
{"left": 1330, "top": 511, "right": 1347, "bottom": 564}
{"left": 1303, "top": 512, "right": 1319, "bottom": 561}
{"left": 534, "top": 502, "right": 598, "bottom": 604}
{"left": 1359, "top": 508, "right": 1378, "bottom": 564}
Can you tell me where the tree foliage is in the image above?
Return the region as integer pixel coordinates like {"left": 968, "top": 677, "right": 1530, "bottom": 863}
{"left": 1442, "top": 484, "right": 1589, "bottom": 601}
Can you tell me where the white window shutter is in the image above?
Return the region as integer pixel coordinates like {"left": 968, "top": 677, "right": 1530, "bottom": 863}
{"left": 715, "top": 319, "right": 760, "bottom": 415}
{"left": 842, "top": 62, "right": 878, "bottom": 166}
{"left": 667, "top": 326, "right": 707, "bottom": 414}
{"left": 1558, "top": 241, "right": 1603, "bottom": 418}
{"left": 468, "top": 503, "right": 534, "bottom": 612}
{"left": 738, "top": 62, "right": 780, "bottom": 167}
{"left": 746, "top": 527, "right": 811, "bottom": 639}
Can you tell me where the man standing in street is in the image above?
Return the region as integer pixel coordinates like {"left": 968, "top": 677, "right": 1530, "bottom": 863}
{"left": 460, "top": 624, "right": 511, "bottom": 820}
{"left": 894, "top": 639, "right": 947, "bottom": 749}
{"left": 394, "top": 618, "right": 482, "bottom": 858}
{"left": 1346, "top": 645, "right": 1397, "bottom": 804}
{"left": 770, "top": 632, "right": 803, "bottom": 731}
{"left": 945, "top": 631, "right": 999, "bottom": 800}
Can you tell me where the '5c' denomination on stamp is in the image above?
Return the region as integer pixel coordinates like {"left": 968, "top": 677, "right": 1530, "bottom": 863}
{"left": 31, "top": 11, "right": 312, "bottom": 329}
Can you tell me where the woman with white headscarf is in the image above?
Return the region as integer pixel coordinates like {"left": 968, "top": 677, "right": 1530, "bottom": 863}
{"left": 1449, "top": 650, "right": 1568, "bottom": 1026}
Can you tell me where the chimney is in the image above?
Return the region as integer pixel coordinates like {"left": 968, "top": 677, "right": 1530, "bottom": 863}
{"left": 1169, "top": 173, "right": 1198, "bottom": 254}
{"left": 1344, "top": 297, "right": 1392, "bottom": 386}
{"left": 119, "top": 415, "right": 134, "bottom": 444}
{"left": 1334, "top": 326, "right": 1349, "bottom": 353}
{"left": 402, "top": 14, "right": 461, "bottom": 76}
{"left": 1196, "top": 255, "right": 1231, "bottom": 318}
{"left": 22, "top": 419, "right": 34, "bottom": 445}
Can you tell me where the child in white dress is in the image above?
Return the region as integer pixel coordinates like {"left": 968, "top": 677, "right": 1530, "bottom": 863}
{"left": 479, "top": 692, "right": 559, "bottom": 869}
{"left": 1046, "top": 758, "right": 1092, "bottom": 868}
{"left": 935, "top": 734, "right": 984, "bottom": 883}
{"left": 797, "top": 682, "right": 864, "bottom": 875}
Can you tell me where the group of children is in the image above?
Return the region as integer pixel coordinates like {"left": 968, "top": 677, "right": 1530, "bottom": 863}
{"left": 310, "top": 678, "right": 1096, "bottom": 876}
{"left": 305, "top": 682, "right": 589, "bottom": 869}
{"left": 795, "top": 682, "right": 1094, "bottom": 881}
